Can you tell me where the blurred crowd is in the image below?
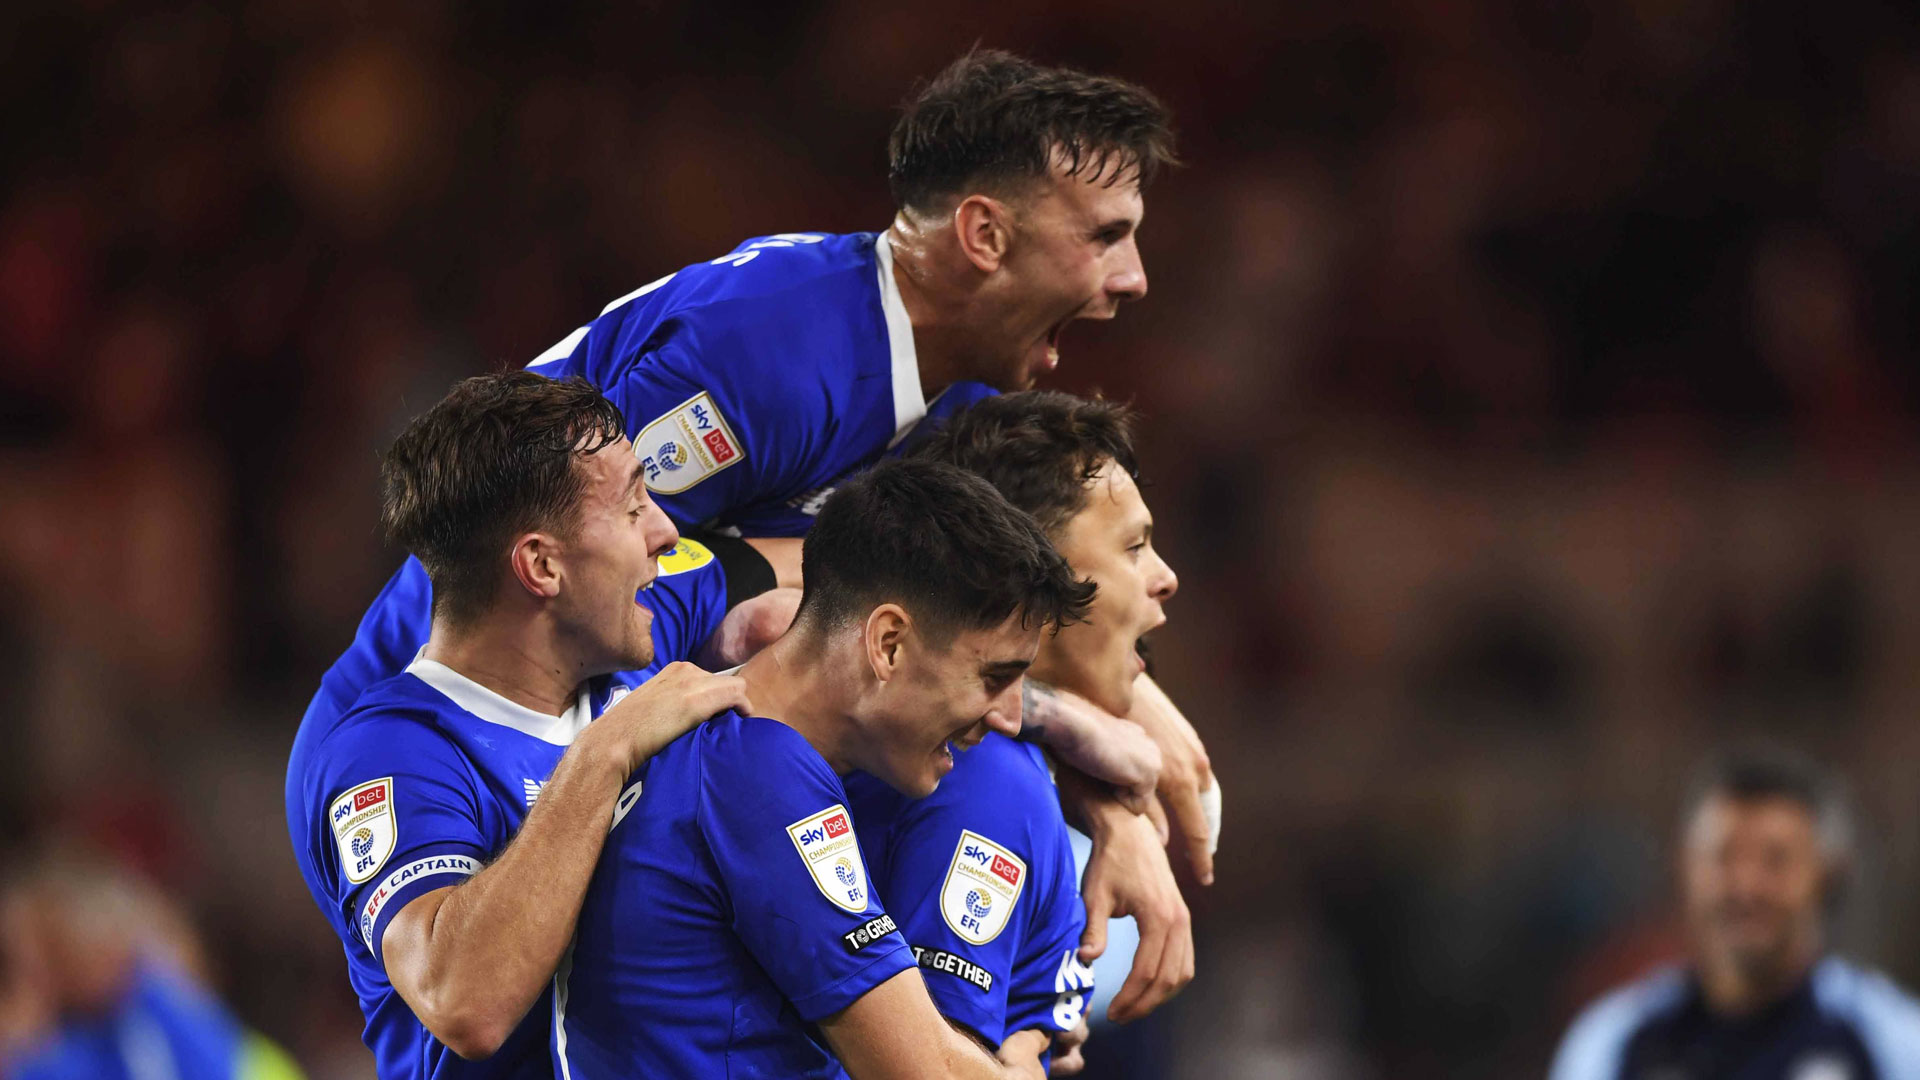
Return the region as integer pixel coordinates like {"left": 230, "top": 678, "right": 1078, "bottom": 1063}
{"left": 2, "top": 0, "right": 1918, "bottom": 1076}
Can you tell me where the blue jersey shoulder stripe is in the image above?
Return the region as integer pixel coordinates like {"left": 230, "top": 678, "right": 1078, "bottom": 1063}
{"left": 1548, "top": 966, "right": 1688, "bottom": 1080}
{"left": 1812, "top": 957, "right": 1920, "bottom": 1080}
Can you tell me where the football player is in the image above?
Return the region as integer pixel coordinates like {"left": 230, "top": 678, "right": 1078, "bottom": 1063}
{"left": 555, "top": 458, "right": 1089, "bottom": 1079}
{"left": 288, "top": 373, "right": 748, "bottom": 1079}
{"left": 844, "top": 392, "right": 1186, "bottom": 1075}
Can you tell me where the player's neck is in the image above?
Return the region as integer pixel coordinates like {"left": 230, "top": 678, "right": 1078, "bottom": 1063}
{"left": 421, "top": 617, "right": 588, "bottom": 718}
{"left": 885, "top": 218, "right": 982, "bottom": 400}
{"left": 737, "top": 631, "right": 859, "bottom": 773}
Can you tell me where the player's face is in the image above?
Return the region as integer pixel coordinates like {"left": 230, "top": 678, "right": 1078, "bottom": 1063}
{"left": 867, "top": 614, "right": 1040, "bottom": 798}
{"left": 1033, "top": 463, "right": 1176, "bottom": 716}
{"left": 554, "top": 438, "right": 680, "bottom": 673}
{"left": 1682, "top": 794, "right": 1826, "bottom": 988}
{"left": 984, "top": 157, "right": 1148, "bottom": 390}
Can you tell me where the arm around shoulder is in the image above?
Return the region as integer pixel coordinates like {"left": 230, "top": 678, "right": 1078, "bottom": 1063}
{"left": 819, "top": 969, "right": 1045, "bottom": 1080}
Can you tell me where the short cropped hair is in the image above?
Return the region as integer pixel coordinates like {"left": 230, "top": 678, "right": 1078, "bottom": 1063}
{"left": 381, "top": 372, "right": 625, "bottom": 625}
{"left": 796, "top": 458, "right": 1095, "bottom": 640}
{"left": 887, "top": 48, "right": 1178, "bottom": 214}
{"left": 908, "top": 391, "right": 1140, "bottom": 536}
{"left": 1682, "top": 744, "right": 1855, "bottom": 865}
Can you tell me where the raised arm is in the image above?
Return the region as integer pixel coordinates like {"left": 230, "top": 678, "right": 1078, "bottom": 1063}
{"left": 380, "top": 665, "right": 746, "bottom": 1058}
{"left": 820, "top": 969, "right": 1046, "bottom": 1080}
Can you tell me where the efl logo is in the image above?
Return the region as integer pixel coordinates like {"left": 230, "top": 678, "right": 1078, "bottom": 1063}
{"left": 824, "top": 813, "right": 851, "bottom": 839}
{"left": 991, "top": 855, "right": 1021, "bottom": 887}
{"left": 354, "top": 787, "right": 387, "bottom": 813}
{"left": 942, "top": 830, "right": 1027, "bottom": 945}
{"left": 703, "top": 429, "right": 736, "bottom": 464}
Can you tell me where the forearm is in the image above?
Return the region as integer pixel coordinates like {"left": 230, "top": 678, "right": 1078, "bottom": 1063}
{"left": 933, "top": 1023, "right": 1032, "bottom": 1080}
{"left": 697, "top": 587, "right": 800, "bottom": 669}
{"left": 1054, "top": 763, "right": 1131, "bottom": 839}
{"left": 385, "top": 734, "right": 625, "bottom": 1053}
{"left": 1022, "top": 681, "right": 1160, "bottom": 806}
{"left": 825, "top": 970, "right": 1043, "bottom": 1080}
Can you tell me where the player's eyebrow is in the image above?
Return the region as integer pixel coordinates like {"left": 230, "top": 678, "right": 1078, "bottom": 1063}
{"left": 624, "top": 461, "right": 645, "bottom": 498}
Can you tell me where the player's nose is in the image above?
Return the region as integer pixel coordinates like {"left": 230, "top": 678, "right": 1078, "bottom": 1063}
{"left": 985, "top": 689, "right": 1024, "bottom": 739}
{"left": 1107, "top": 238, "right": 1147, "bottom": 303}
{"left": 1147, "top": 547, "right": 1178, "bottom": 602}
{"left": 646, "top": 505, "right": 681, "bottom": 563}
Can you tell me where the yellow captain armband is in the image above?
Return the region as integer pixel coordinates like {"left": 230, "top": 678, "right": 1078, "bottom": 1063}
{"left": 656, "top": 538, "right": 715, "bottom": 576}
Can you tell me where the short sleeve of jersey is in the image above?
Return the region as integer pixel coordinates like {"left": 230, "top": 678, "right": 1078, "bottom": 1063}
{"left": 695, "top": 716, "right": 912, "bottom": 1021}
{"left": 871, "top": 737, "right": 1067, "bottom": 1046}
{"left": 309, "top": 711, "right": 489, "bottom": 966}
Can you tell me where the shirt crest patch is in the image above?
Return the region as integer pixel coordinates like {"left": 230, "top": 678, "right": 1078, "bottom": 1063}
{"left": 785, "top": 804, "right": 869, "bottom": 913}
{"left": 330, "top": 777, "right": 397, "bottom": 885}
{"left": 636, "top": 392, "right": 744, "bottom": 495}
{"left": 940, "top": 829, "right": 1025, "bottom": 944}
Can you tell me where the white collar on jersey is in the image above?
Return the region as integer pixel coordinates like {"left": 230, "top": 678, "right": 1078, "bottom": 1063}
{"left": 874, "top": 232, "right": 926, "bottom": 449}
{"left": 405, "top": 651, "right": 593, "bottom": 747}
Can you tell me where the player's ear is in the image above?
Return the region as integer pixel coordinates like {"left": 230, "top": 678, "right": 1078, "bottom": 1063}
{"left": 863, "top": 604, "right": 911, "bottom": 683}
{"left": 953, "top": 194, "right": 1012, "bottom": 273}
{"left": 509, "top": 532, "right": 564, "bottom": 601}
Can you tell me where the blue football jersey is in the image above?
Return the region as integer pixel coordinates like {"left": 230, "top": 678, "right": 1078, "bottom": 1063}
{"left": 287, "top": 656, "right": 656, "bottom": 1080}
{"left": 554, "top": 712, "right": 915, "bottom": 1079}
{"left": 847, "top": 734, "right": 1093, "bottom": 1067}
{"left": 525, "top": 231, "right": 996, "bottom": 536}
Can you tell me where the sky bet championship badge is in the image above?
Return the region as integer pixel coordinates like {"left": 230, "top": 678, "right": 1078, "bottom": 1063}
{"left": 636, "top": 391, "right": 743, "bottom": 495}
{"left": 330, "top": 777, "right": 397, "bottom": 885}
{"left": 941, "top": 830, "right": 1025, "bottom": 944}
{"left": 786, "top": 804, "right": 870, "bottom": 913}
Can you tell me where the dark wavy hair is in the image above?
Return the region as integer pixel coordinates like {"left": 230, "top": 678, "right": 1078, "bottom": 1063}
{"left": 908, "top": 391, "right": 1140, "bottom": 537}
{"left": 381, "top": 371, "right": 625, "bottom": 624}
{"left": 796, "top": 457, "right": 1095, "bottom": 640}
{"left": 888, "top": 48, "right": 1178, "bottom": 213}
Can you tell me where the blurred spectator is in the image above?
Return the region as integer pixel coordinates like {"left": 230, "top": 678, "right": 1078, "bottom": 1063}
{"left": 1548, "top": 747, "right": 1920, "bottom": 1080}
{"left": 0, "top": 848, "right": 304, "bottom": 1080}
